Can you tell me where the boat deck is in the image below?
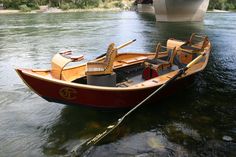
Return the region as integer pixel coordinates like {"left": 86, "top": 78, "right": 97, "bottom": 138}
{"left": 116, "top": 63, "right": 179, "bottom": 87}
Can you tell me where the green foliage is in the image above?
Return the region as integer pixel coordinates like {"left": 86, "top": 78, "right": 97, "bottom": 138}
{"left": 2, "top": 0, "right": 39, "bottom": 9}
{"left": 27, "top": 2, "right": 39, "bottom": 9}
{"left": 60, "top": 3, "right": 70, "bottom": 10}
{"left": 49, "top": 0, "right": 60, "bottom": 7}
{"left": 1, "top": 0, "right": 129, "bottom": 10}
{"left": 19, "top": 4, "right": 31, "bottom": 12}
{"left": 68, "top": 2, "right": 77, "bottom": 9}
{"left": 208, "top": 0, "right": 236, "bottom": 10}
{"left": 76, "top": 0, "right": 101, "bottom": 9}
{"left": 1, "top": 0, "right": 234, "bottom": 11}
{"left": 102, "top": 0, "right": 125, "bottom": 9}
{"left": 113, "top": 1, "right": 124, "bottom": 8}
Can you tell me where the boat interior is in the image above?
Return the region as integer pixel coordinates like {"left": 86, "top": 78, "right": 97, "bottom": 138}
{"left": 44, "top": 33, "right": 210, "bottom": 88}
{"left": 72, "top": 53, "right": 181, "bottom": 87}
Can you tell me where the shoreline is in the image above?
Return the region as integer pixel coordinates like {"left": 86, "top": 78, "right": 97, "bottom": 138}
{"left": 0, "top": 7, "right": 123, "bottom": 14}
{"left": 207, "top": 9, "right": 232, "bottom": 13}
{"left": 1, "top": 7, "right": 235, "bottom": 15}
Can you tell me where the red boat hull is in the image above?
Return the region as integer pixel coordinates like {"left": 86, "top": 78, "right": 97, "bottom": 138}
{"left": 16, "top": 68, "right": 193, "bottom": 108}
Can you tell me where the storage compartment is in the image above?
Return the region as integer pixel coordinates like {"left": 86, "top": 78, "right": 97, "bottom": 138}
{"left": 87, "top": 73, "right": 116, "bottom": 87}
{"left": 178, "top": 51, "right": 198, "bottom": 65}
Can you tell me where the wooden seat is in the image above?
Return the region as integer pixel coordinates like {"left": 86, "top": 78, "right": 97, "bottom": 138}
{"left": 85, "top": 43, "right": 117, "bottom": 76}
{"left": 180, "top": 33, "right": 209, "bottom": 53}
{"left": 144, "top": 43, "right": 177, "bottom": 70}
{"left": 142, "top": 43, "right": 177, "bottom": 80}
{"left": 176, "top": 34, "right": 208, "bottom": 65}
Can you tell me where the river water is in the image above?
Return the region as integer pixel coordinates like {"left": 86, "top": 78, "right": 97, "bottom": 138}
{"left": 0, "top": 11, "right": 235, "bottom": 157}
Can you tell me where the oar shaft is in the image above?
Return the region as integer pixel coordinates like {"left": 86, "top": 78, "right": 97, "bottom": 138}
{"left": 186, "top": 52, "right": 206, "bottom": 69}
{"left": 71, "top": 52, "right": 207, "bottom": 156}
{"left": 96, "top": 39, "right": 136, "bottom": 59}
{"left": 117, "top": 39, "right": 136, "bottom": 50}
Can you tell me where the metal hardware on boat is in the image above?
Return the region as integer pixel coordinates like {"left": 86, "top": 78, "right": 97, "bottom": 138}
{"left": 107, "top": 125, "right": 114, "bottom": 129}
{"left": 152, "top": 80, "right": 158, "bottom": 83}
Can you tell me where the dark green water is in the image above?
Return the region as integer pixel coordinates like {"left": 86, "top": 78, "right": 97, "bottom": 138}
{"left": 0, "top": 11, "right": 235, "bottom": 157}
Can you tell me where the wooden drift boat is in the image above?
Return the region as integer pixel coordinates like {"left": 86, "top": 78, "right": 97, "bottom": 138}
{"left": 16, "top": 34, "right": 211, "bottom": 108}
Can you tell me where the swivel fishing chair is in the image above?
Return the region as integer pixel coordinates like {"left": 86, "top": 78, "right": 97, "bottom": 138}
{"left": 85, "top": 43, "right": 117, "bottom": 76}
{"left": 180, "top": 33, "right": 209, "bottom": 52}
{"left": 142, "top": 43, "right": 177, "bottom": 80}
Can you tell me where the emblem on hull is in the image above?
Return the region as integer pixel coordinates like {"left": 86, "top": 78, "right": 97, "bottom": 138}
{"left": 59, "top": 87, "right": 77, "bottom": 100}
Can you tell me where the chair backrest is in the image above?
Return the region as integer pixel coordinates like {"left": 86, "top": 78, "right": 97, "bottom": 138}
{"left": 155, "top": 43, "right": 176, "bottom": 65}
{"left": 104, "top": 43, "right": 117, "bottom": 71}
{"left": 168, "top": 47, "right": 177, "bottom": 65}
{"left": 154, "top": 42, "right": 172, "bottom": 59}
{"left": 105, "top": 48, "right": 117, "bottom": 70}
{"left": 189, "top": 33, "right": 209, "bottom": 50}
{"left": 154, "top": 43, "right": 161, "bottom": 59}
{"left": 104, "top": 43, "right": 115, "bottom": 63}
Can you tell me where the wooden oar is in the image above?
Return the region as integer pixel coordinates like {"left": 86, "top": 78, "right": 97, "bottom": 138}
{"left": 96, "top": 39, "right": 136, "bottom": 59}
{"left": 71, "top": 52, "right": 206, "bottom": 157}
{"left": 116, "top": 39, "right": 136, "bottom": 50}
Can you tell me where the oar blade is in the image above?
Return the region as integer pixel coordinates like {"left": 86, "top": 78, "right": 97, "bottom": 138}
{"left": 70, "top": 122, "right": 119, "bottom": 156}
